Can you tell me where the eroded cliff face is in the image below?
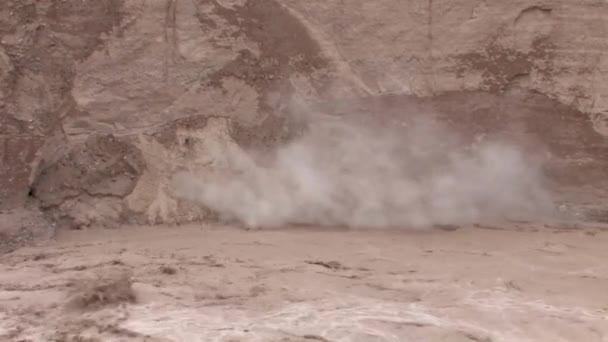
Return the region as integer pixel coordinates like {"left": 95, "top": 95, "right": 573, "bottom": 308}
{"left": 284, "top": 1, "right": 608, "bottom": 120}
{"left": 1, "top": 0, "right": 607, "bottom": 229}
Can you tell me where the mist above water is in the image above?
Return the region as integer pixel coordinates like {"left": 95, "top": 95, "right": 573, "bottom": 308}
{"left": 173, "top": 111, "right": 552, "bottom": 229}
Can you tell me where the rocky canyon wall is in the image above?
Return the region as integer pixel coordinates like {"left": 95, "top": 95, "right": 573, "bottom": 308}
{"left": 1, "top": 0, "right": 607, "bottom": 229}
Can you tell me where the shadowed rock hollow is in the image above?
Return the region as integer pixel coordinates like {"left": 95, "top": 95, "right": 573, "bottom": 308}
{"left": 1, "top": 0, "right": 608, "bottom": 233}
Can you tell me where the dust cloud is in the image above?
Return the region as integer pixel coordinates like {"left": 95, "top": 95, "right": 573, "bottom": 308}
{"left": 173, "top": 112, "right": 553, "bottom": 229}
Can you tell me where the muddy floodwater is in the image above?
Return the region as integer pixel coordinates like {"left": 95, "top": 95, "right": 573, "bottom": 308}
{"left": 1, "top": 224, "right": 607, "bottom": 341}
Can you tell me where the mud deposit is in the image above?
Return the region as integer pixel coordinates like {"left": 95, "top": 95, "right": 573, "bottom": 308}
{"left": 2, "top": 0, "right": 608, "bottom": 341}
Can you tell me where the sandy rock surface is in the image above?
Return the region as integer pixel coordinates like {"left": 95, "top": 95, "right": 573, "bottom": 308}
{"left": 0, "top": 0, "right": 607, "bottom": 229}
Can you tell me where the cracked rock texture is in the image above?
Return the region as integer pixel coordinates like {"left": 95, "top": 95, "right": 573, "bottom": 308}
{"left": 1, "top": 0, "right": 608, "bottom": 230}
